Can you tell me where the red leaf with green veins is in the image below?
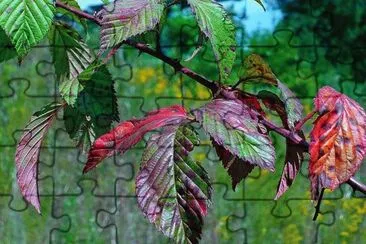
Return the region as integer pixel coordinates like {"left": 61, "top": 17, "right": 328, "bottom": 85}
{"left": 15, "top": 103, "right": 63, "bottom": 213}
{"left": 193, "top": 99, "right": 275, "bottom": 171}
{"left": 84, "top": 105, "right": 188, "bottom": 173}
{"left": 213, "top": 140, "right": 254, "bottom": 190}
{"left": 136, "top": 126, "right": 211, "bottom": 243}
{"left": 309, "top": 86, "right": 366, "bottom": 200}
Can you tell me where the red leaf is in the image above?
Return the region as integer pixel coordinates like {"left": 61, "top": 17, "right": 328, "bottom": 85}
{"left": 15, "top": 103, "right": 62, "bottom": 213}
{"left": 136, "top": 126, "right": 211, "bottom": 243}
{"left": 193, "top": 99, "right": 275, "bottom": 171}
{"left": 309, "top": 86, "right": 366, "bottom": 199}
{"left": 84, "top": 105, "right": 188, "bottom": 173}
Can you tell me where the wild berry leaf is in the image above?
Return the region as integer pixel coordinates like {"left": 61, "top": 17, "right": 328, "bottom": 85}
{"left": 49, "top": 22, "right": 95, "bottom": 81}
{"left": 49, "top": 23, "right": 95, "bottom": 105}
{"left": 193, "top": 99, "right": 275, "bottom": 171}
{"left": 243, "top": 77, "right": 303, "bottom": 129}
{"left": 187, "top": 0, "right": 236, "bottom": 83}
{"left": 238, "top": 54, "right": 277, "bottom": 85}
{"left": 64, "top": 65, "right": 119, "bottom": 151}
{"left": 218, "top": 87, "right": 265, "bottom": 116}
{"left": 84, "top": 105, "right": 188, "bottom": 173}
{"left": 213, "top": 140, "right": 254, "bottom": 190}
{"left": 97, "top": 0, "right": 165, "bottom": 52}
{"left": 309, "top": 86, "right": 366, "bottom": 200}
{"left": 275, "top": 137, "right": 305, "bottom": 200}
{"left": 136, "top": 125, "right": 211, "bottom": 243}
{"left": 0, "top": 28, "right": 17, "bottom": 63}
{"left": 15, "top": 102, "right": 63, "bottom": 213}
{"left": 0, "top": 0, "right": 55, "bottom": 56}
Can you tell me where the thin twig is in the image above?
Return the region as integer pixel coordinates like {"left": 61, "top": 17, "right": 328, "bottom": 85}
{"left": 295, "top": 110, "right": 317, "bottom": 131}
{"left": 102, "top": 42, "right": 123, "bottom": 64}
{"left": 55, "top": 1, "right": 102, "bottom": 25}
{"left": 313, "top": 188, "right": 325, "bottom": 221}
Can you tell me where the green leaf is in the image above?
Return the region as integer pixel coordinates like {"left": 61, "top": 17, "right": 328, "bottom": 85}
{"left": 0, "top": 0, "right": 55, "bottom": 56}
{"left": 136, "top": 125, "right": 211, "bottom": 243}
{"left": 97, "top": 0, "right": 165, "bottom": 52}
{"left": 193, "top": 99, "right": 276, "bottom": 171}
{"left": 0, "top": 28, "right": 17, "bottom": 62}
{"left": 187, "top": 0, "right": 236, "bottom": 83}
{"left": 64, "top": 65, "right": 119, "bottom": 150}
{"left": 49, "top": 22, "right": 95, "bottom": 105}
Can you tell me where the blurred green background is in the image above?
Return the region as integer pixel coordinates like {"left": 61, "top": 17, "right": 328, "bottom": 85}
{"left": 1, "top": 0, "right": 365, "bottom": 243}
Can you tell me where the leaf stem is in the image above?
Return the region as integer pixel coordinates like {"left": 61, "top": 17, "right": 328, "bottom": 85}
{"left": 295, "top": 110, "right": 317, "bottom": 131}
{"left": 312, "top": 188, "right": 325, "bottom": 221}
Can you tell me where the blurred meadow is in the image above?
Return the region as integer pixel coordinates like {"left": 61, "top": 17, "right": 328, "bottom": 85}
{"left": 0, "top": 0, "right": 365, "bottom": 243}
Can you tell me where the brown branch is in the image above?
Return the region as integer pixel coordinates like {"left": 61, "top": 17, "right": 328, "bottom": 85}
{"left": 124, "top": 40, "right": 218, "bottom": 93}
{"left": 56, "top": 0, "right": 366, "bottom": 196}
{"left": 55, "top": 1, "right": 102, "bottom": 25}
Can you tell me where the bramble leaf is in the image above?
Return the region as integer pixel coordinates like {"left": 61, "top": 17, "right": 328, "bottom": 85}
{"left": 240, "top": 54, "right": 303, "bottom": 129}
{"left": 49, "top": 22, "right": 95, "bottom": 105}
{"left": 309, "top": 86, "right": 366, "bottom": 200}
{"left": 64, "top": 65, "right": 119, "bottom": 151}
{"left": 136, "top": 125, "right": 211, "bottom": 243}
{"left": 238, "top": 54, "right": 276, "bottom": 85}
{"left": 193, "top": 99, "right": 275, "bottom": 171}
{"left": 187, "top": 0, "right": 236, "bottom": 83}
{"left": 15, "top": 102, "right": 63, "bottom": 213}
{"left": 97, "top": 0, "right": 165, "bottom": 52}
{"left": 49, "top": 22, "right": 94, "bottom": 80}
{"left": 213, "top": 140, "right": 254, "bottom": 190}
{"left": 275, "top": 137, "right": 305, "bottom": 200}
{"left": 0, "top": 0, "right": 55, "bottom": 56}
{"left": 84, "top": 105, "right": 188, "bottom": 173}
{"left": 0, "top": 28, "right": 17, "bottom": 63}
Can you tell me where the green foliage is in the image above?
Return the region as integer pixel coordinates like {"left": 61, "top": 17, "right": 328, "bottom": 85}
{"left": 64, "top": 65, "right": 119, "bottom": 150}
{"left": 49, "top": 22, "right": 95, "bottom": 106}
{"left": 0, "top": 0, "right": 54, "bottom": 57}
{"left": 187, "top": 0, "right": 236, "bottom": 83}
{"left": 0, "top": 28, "right": 17, "bottom": 62}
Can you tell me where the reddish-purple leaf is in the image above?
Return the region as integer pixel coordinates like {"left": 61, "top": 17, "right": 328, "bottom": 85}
{"left": 213, "top": 140, "right": 254, "bottom": 191}
{"left": 193, "top": 99, "right": 275, "bottom": 171}
{"left": 15, "top": 103, "right": 62, "bottom": 213}
{"left": 274, "top": 137, "right": 305, "bottom": 200}
{"left": 310, "top": 86, "right": 366, "bottom": 200}
{"left": 136, "top": 126, "right": 211, "bottom": 243}
{"left": 84, "top": 105, "right": 188, "bottom": 173}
